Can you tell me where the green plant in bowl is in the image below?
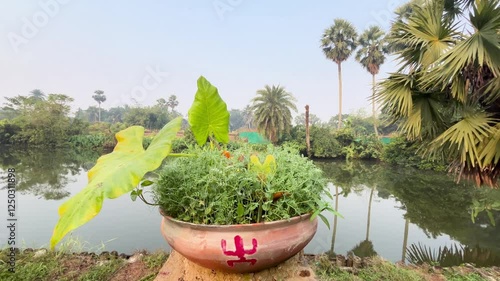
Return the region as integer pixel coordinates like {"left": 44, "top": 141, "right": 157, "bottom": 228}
{"left": 155, "top": 144, "right": 331, "bottom": 225}
{"left": 50, "top": 76, "right": 338, "bottom": 252}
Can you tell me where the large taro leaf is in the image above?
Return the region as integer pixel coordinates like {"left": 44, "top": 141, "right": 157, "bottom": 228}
{"left": 188, "top": 76, "right": 230, "bottom": 146}
{"left": 50, "top": 117, "right": 182, "bottom": 249}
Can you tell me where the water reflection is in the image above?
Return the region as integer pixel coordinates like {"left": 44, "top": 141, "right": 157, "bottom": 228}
{"left": 312, "top": 160, "right": 500, "bottom": 264}
{"left": 1, "top": 148, "right": 499, "bottom": 262}
{"left": 0, "top": 147, "right": 99, "bottom": 200}
{"left": 407, "top": 243, "right": 500, "bottom": 267}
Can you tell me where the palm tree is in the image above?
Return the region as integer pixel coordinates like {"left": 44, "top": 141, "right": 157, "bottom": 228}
{"left": 321, "top": 19, "right": 358, "bottom": 129}
{"left": 242, "top": 105, "right": 254, "bottom": 129}
{"left": 30, "top": 89, "right": 46, "bottom": 101}
{"left": 166, "top": 95, "right": 179, "bottom": 113}
{"left": 250, "top": 85, "right": 297, "bottom": 143}
{"left": 92, "top": 90, "right": 106, "bottom": 122}
{"left": 377, "top": 0, "right": 500, "bottom": 187}
{"left": 355, "top": 26, "right": 387, "bottom": 136}
{"left": 156, "top": 98, "right": 167, "bottom": 109}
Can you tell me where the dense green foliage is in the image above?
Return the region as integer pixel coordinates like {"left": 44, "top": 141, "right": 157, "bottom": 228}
{"left": 381, "top": 137, "right": 447, "bottom": 171}
{"left": 1, "top": 91, "right": 181, "bottom": 148}
{"left": 154, "top": 145, "right": 328, "bottom": 225}
{"left": 281, "top": 113, "right": 384, "bottom": 160}
{"left": 2, "top": 94, "right": 79, "bottom": 146}
{"left": 378, "top": 0, "right": 500, "bottom": 187}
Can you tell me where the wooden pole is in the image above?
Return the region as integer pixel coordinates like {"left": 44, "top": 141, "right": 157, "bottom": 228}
{"left": 305, "top": 105, "right": 311, "bottom": 157}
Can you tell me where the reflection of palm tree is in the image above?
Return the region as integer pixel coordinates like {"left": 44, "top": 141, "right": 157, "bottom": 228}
{"left": 330, "top": 185, "right": 340, "bottom": 255}
{"left": 406, "top": 243, "right": 500, "bottom": 267}
{"left": 366, "top": 186, "right": 375, "bottom": 241}
{"left": 350, "top": 185, "right": 378, "bottom": 258}
{"left": 401, "top": 217, "right": 410, "bottom": 263}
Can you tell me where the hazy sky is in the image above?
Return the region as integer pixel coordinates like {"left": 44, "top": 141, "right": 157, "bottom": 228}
{"left": 0, "top": 0, "right": 406, "bottom": 122}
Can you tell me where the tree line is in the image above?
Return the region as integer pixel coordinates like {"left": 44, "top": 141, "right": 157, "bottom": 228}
{"left": 1, "top": 0, "right": 498, "bottom": 187}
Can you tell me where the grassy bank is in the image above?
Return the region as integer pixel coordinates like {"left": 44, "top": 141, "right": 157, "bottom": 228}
{"left": 1, "top": 247, "right": 499, "bottom": 281}
{"left": 0, "top": 248, "right": 167, "bottom": 281}
{"left": 313, "top": 255, "right": 498, "bottom": 281}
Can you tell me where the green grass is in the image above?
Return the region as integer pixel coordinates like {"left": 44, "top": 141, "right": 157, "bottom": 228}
{"left": 314, "top": 255, "right": 426, "bottom": 281}
{"left": 143, "top": 251, "right": 168, "bottom": 269}
{"left": 76, "top": 258, "right": 123, "bottom": 281}
{"left": 0, "top": 249, "right": 59, "bottom": 281}
{"left": 0, "top": 237, "right": 166, "bottom": 281}
{"left": 445, "top": 272, "right": 488, "bottom": 281}
{"left": 1, "top": 247, "right": 493, "bottom": 281}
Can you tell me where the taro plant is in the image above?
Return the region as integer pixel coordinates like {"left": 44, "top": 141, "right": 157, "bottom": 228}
{"left": 50, "top": 76, "right": 337, "bottom": 250}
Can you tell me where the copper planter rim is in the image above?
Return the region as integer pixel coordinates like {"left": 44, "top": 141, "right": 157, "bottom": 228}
{"left": 159, "top": 208, "right": 313, "bottom": 230}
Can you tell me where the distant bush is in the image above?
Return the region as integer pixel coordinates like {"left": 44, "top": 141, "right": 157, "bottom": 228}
{"left": 310, "top": 127, "right": 342, "bottom": 158}
{"left": 68, "top": 134, "right": 115, "bottom": 150}
{"left": 0, "top": 120, "right": 21, "bottom": 145}
{"left": 381, "top": 137, "right": 447, "bottom": 171}
{"left": 341, "top": 134, "right": 383, "bottom": 160}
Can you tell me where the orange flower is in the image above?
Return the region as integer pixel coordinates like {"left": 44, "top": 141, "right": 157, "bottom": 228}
{"left": 222, "top": 150, "right": 231, "bottom": 159}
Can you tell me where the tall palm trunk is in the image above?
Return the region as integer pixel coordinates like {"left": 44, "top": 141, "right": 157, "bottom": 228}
{"left": 305, "top": 105, "right": 311, "bottom": 156}
{"left": 98, "top": 103, "right": 101, "bottom": 122}
{"left": 372, "top": 74, "right": 378, "bottom": 136}
{"left": 338, "top": 62, "right": 343, "bottom": 129}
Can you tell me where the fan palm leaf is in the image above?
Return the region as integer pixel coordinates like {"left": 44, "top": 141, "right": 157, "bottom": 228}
{"left": 379, "top": 0, "right": 500, "bottom": 187}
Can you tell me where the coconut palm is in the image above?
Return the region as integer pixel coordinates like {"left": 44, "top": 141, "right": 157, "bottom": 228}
{"left": 250, "top": 85, "right": 297, "bottom": 143}
{"left": 377, "top": 0, "right": 500, "bottom": 187}
{"left": 321, "top": 19, "right": 358, "bottom": 129}
{"left": 355, "top": 26, "right": 387, "bottom": 136}
{"left": 92, "top": 90, "right": 106, "bottom": 122}
{"left": 242, "top": 105, "right": 254, "bottom": 129}
{"left": 30, "top": 89, "right": 46, "bottom": 101}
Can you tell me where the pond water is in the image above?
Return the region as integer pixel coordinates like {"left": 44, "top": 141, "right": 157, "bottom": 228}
{"left": 1, "top": 147, "right": 499, "bottom": 264}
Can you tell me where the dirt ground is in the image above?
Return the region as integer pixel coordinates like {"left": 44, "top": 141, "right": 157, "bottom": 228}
{"left": 154, "top": 250, "right": 316, "bottom": 281}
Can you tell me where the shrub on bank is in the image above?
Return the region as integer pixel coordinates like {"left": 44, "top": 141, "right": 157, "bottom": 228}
{"left": 381, "top": 137, "right": 447, "bottom": 171}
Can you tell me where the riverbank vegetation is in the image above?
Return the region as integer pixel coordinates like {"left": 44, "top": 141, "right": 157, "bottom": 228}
{"left": 0, "top": 89, "right": 443, "bottom": 172}
{"left": 1, "top": 246, "right": 498, "bottom": 281}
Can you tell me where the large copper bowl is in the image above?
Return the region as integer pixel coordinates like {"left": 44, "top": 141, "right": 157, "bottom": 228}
{"left": 160, "top": 213, "right": 317, "bottom": 273}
